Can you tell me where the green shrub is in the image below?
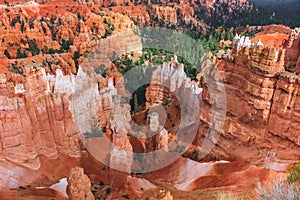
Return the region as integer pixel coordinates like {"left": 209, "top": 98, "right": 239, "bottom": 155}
{"left": 288, "top": 162, "right": 300, "bottom": 184}
{"left": 73, "top": 51, "right": 81, "bottom": 70}
{"left": 48, "top": 48, "right": 56, "bottom": 54}
{"left": 60, "top": 39, "right": 73, "bottom": 52}
{"left": 16, "top": 49, "right": 27, "bottom": 59}
{"left": 10, "top": 15, "right": 21, "bottom": 28}
{"left": 26, "top": 39, "right": 40, "bottom": 56}
{"left": 4, "top": 50, "right": 10, "bottom": 59}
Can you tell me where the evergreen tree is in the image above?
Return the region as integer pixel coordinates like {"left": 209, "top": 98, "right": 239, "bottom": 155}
{"left": 16, "top": 49, "right": 27, "bottom": 58}
{"left": 4, "top": 50, "right": 10, "bottom": 59}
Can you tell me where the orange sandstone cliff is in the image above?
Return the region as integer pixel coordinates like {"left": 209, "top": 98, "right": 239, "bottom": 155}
{"left": 191, "top": 29, "right": 300, "bottom": 171}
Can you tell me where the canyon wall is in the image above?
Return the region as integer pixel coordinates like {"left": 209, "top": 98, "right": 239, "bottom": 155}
{"left": 0, "top": 68, "right": 82, "bottom": 170}
{"left": 144, "top": 30, "right": 300, "bottom": 170}
{"left": 0, "top": 27, "right": 142, "bottom": 188}
{"left": 0, "top": 63, "right": 120, "bottom": 188}
{"left": 145, "top": 56, "right": 202, "bottom": 152}
{"left": 284, "top": 28, "right": 300, "bottom": 73}
{"left": 193, "top": 31, "right": 300, "bottom": 170}
{"left": 0, "top": 2, "right": 135, "bottom": 59}
{"left": 0, "top": 0, "right": 254, "bottom": 37}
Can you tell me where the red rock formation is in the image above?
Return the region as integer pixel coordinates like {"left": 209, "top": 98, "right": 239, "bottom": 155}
{"left": 252, "top": 26, "right": 300, "bottom": 73}
{"left": 0, "top": 68, "right": 82, "bottom": 170}
{"left": 145, "top": 112, "right": 169, "bottom": 152}
{"left": 145, "top": 56, "right": 202, "bottom": 153}
{"left": 0, "top": 1, "right": 135, "bottom": 59}
{"left": 145, "top": 56, "right": 202, "bottom": 135}
{"left": 145, "top": 157, "right": 285, "bottom": 199}
{"left": 109, "top": 94, "right": 133, "bottom": 174}
{"left": 110, "top": 3, "right": 209, "bottom": 33}
{"left": 0, "top": 0, "right": 141, "bottom": 173}
{"left": 140, "top": 28, "right": 299, "bottom": 173}
{"left": 0, "top": 20, "right": 140, "bottom": 190}
{"left": 192, "top": 34, "right": 300, "bottom": 170}
{"left": 284, "top": 28, "right": 300, "bottom": 72}
{"left": 67, "top": 167, "right": 94, "bottom": 200}
{"left": 0, "top": 1, "right": 298, "bottom": 199}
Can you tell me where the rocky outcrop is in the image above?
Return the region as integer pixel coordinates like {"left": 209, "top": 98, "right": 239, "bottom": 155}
{"left": 145, "top": 112, "right": 169, "bottom": 152}
{"left": 193, "top": 35, "right": 300, "bottom": 170}
{"left": 146, "top": 56, "right": 202, "bottom": 129}
{"left": 233, "top": 34, "right": 285, "bottom": 77}
{"left": 145, "top": 55, "right": 202, "bottom": 160}
{"left": 136, "top": 28, "right": 299, "bottom": 171}
{"left": 284, "top": 28, "right": 300, "bottom": 73}
{"left": 0, "top": 0, "right": 248, "bottom": 35}
{"left": 110, "top": 3, "right": 208, "bottom": 33}
{"left": 104, "top": 0, "right": 254, "bottom": 34}
{"left": 0, "top": 2, "right": 135, "bottom": 59}
{"left": 0, "top": 61, "right": 120, "bottom": 177}
{"left": 108, "top": 94, "right": 134, "bottom": 195}
{"left": 67, "top": 167, "right": 94, "bottom": 200}
{"left": 109, "top": 94, "right": 133, "bottom": 174}
{"left": 0, "top": 28, "right": 141, "bottom": 187}
{"left": 0, "top": 68, "right": 82, "bottom": 170}
{"left": 0, "top": 0, "right": 141, "bottom": 180}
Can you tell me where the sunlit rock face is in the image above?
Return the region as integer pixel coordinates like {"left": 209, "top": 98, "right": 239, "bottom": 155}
{"left": 0, "top": 1, "right": 136, "bottom": 60}
{"left": 0, "top": 2, "right": 138, "bottom": 180}
{"left": 0, "top": 32, "right": 143, "bottom": 194}
{"left": 0, "top": 67, "right": 82, "bottom": 171}
{"left": 145, "top": 112, "right": 169, "bottom": 152}
{"left": 284, "top": 28, "right": 300, "bottom": 73}
{"left": 142, "top": 29, "right": 300, "bottom": 171}
{"left": 145, "top": 56, "right": 202, "bottom": 136}
{"left": 109, "top": 94, "right": 133, "bottom": 174}
{"left": 108, "top": 94, "right": 134, "bottom": 194}
{"left": 72, "top": 0, "right": 254, "bottom": 35}
{"left": 74, "top": 0, "right": 208, "bottom": 32}
{"left": 232, "top": 34, "right": 285, "bottom": 77}
{"left": 0, "top": 61, "right": 122, "bottom": 188}
{"left": 193, "top": 34, "right": 300, "bottom": 170}
{"left": 67, "top": 167, "right": 94, "bottom": 200}
{"left": 0, "top": 3, "right": 142, "bottom": 185}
